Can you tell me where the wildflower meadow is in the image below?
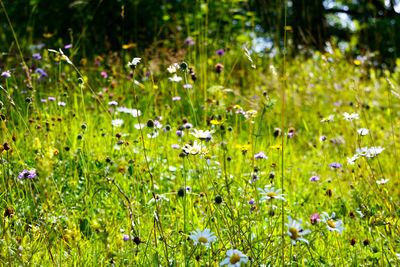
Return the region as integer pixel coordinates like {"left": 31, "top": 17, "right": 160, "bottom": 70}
{"left": 1, "top": 0, "right": 400, "bottom": 266}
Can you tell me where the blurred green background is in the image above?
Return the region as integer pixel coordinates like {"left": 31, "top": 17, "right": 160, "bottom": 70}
{"left": 1, "top": 0, "right": 400, "bottom": 67}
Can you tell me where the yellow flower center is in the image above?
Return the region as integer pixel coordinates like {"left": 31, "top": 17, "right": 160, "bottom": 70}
{"left": 289, "top": 227, "right": 299, "bottom": 240}
{"left": 230, "top": 254, "right": 241, "bottom": 264}
{"left": 327, "top": 220, "right": 335, "bottom": 228}
{"left": 198, "top": 237, "right": 208, "bottom": 244}
{"left": 266, "top": 192, "right": 277, "bottom": 197}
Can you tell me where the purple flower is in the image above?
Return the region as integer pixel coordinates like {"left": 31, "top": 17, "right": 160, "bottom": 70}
{"left": 183, "top": 84, "right": 192, "bottom": 89}
{"left": 123, "top": 234, "right": 130, "bottom": 241}
{"left": 183, "top": 123, "right": 193, "bottom": 129}
{"left": 41, "top": 99, "right": 47, "bottom": 103}
{"left": 145, "top": 71, "right": 150, "bottom": 76}
{"left": 1, "top": 71, "right": 11, "bottom": 78}
{"left": 184, "top": 37, "right": 195, "bottom": 46}
{"left": 18, "top": 169, "right": 37, "bottom": 179}
{"left": 94, "top": 61, "right": 100, "bottom": 66}
{"left": 35, "top": 68, "right": 48, "bottom": 79}
{"left": 32, "top": 53, "right": 42, "bottom": 60}
{"left": 310, "top": 213, "right": 320, "bottom": 225}
{"left": 176, "top": 130, "right": 184, "bottom": 137}
{"left": 254, "top": 151, "right": 268, "bottom": 160}
{"left": 172, "top": 96, "right": 181, "bottom": 101}
{"left": 216, "top": 49, "right": 225, "bottom": 56}
{"left": 101, "top": 71, "right": 108, "bottom": 78}
{"left": 48, "top": 97, "right": 56, "bottom": 101}
{"left": 117, "top": 140, "right": 125, "bottom": 145}
{"left": 64, "top": 44, "right": 73, "bottom": 49}
{"left": 249, "top": 199, "right": 255, "bottom": 205}
{"left": 171, "top": 144, "right": 180, "bottom": 149}
{"left": 252, "top": 174, "right": 259, "bottom": 181}
{"left": 328, "top": 162, "right": 343, "bottom": 168}
{"left": 309, "top": 175, "right": 320, "bottom": 182}
{"left": 21, "top": 90, "right": 28, "bottom": 94}
{"left": 57, "top": 101, "right": 66, "bottom": 106}
{"left": 287, "top": 132, "right": 294, "bottom": 138}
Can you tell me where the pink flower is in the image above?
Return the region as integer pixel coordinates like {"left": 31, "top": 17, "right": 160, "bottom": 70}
{"left": 311, "top": 213, "right": 320, "bottom": 225}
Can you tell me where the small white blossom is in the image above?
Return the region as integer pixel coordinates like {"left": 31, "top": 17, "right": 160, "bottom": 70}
{"left": 169, "top": 74, "right": 182, "bottom": 82}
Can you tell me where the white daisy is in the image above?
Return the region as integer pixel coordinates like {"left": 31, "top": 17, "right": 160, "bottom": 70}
{"left": 167, "top": 63, "right": 180, "bottom": 73}
{"left": 347, "top": 154, "right": 359, "bottom": 165}
{"left": 183, "top": 140, "right": 208, "bottom": 155}
{"left": 169, "top": 74, "right": 182, "bottom": 82}
{"left": 356, "top": 147, "right": 369, "bottom": 157}
{"left": 286, "top": 216, "right": 311, "bottom": 245}
{"left": 190, "top": 129, "right": 215, "bottom": 140}
{"left": 220, "top": 249, "right": 248, "bottom": 267}
{"left": 367, "top": 146, "right": 385, "bottom": 158}
{"left": 147, "top": 194, "right": 169, "bottom": 205}
{"left": 147, "top": 131, "right": 159, "bottom": 139}
{"left": 357, "top": 128, "right": 369, "bottom": 136}
{"left": 258, "top": 186, "right": 286, "bottom": 201}
{"left": 189, "top": 229, "right": 217, "bottom": 247}
{"left": 321, "top": 115, "right": 334, "bottom": 122}
{"left": 321, "top": 212, "right": 345, "bottom": 234}
{"left": 127, "top": 57, "right": 141, "bottom": 68}
{"left": 116, "top": 107, "right": 142, "bottom": 117}
{"left": 376, "top": 178, "right": 389, "bottom": 185}
{"left": 134, "top": 123, "right": 146, "bottom": 130}
{"left": 111, "top": 119, "right": 124, "bottom": 127}
{"left": 343, "top": 112, "right": 359, "bottom": 122}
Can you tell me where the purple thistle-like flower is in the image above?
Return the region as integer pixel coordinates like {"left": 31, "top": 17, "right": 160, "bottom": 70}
{"left": 1, "top": 71, "right": 11, "bottom": 78}
{"left": 35, "top": 68, "right": 48, "bottom": 79}
{"left": 249, "top": 199, "right": 255, "bottom": 205}
{"left": 254, "top": 151, "right": 268, "bottom": 160}
{"left": 216, "top": 49, "right": 225, "bottom": 56}
{"left": 172, "top": 96, "right": 181, "bottom": 101}
{"left": 122, "top": 234, "right": 130, "bottom": 241}
{"left": 117, "top": 140, "right": 125, "bottom": 145}
{"left": 252, "top": 174, "right": 259, "bottom": 181}
{"left": 171, "top": 144, "right": 180, "bottom": 149}
{"left": 328, "top": 162, "right": 343, "bottom": 168}
{"left": 48, "top": 97, "right": 56, "bottom": 101}
{"left": 184, "top": 37, "right": 195, "bottom": 46}
{"left": 309, "top": 175, "right": 320, "bottom": 182}
{"left": 64, "top": 44, "right": 73, "bottom": 49}
{"left": 183, "top": 123, "right": 193, "bottom": 129}
{"left": 32, "top": 53, "right": 42, "bottom": 60}
{"left": 176, "top": 130, "right": 184, "bottom": 137}
{"left": 41, "top": 99, "right": 47, "bottom": 103}
{"left": 18, "top": 169, "right": 37, "bottom": 179}
{"left": 183, "top": 84, "right": 192, "bottom": 89}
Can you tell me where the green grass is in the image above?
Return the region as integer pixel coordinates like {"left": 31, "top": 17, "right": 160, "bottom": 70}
{"left": 0, "top": 38, "right": 400, "bottom": 266}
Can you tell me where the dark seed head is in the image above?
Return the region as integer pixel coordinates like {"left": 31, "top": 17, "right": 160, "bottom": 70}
{"left": 350, "top": 238, "right": 356, "bottom": 246}
{"left": 133, "top": 236, "right": 141, "bottom": 245}
{"left": 214, "top": 195, "right": 223, "bottom": 204}
{"left": 177, "top": 187, "right": 185, "bottom": 197}
{"left": 146, "top": 119, "right": 154, "bottom": 128}
{"left": 273, "top": 128, "right": 282, "bottom": 138}
{"left": 363, "top": 239, "right": 370, "bottom": 246}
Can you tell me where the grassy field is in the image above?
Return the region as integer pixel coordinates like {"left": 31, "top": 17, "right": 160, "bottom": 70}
{"left": 1, "top": 33, "right": 400, "bottom": 266}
